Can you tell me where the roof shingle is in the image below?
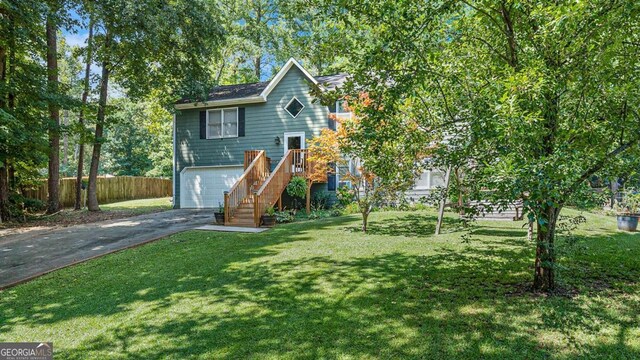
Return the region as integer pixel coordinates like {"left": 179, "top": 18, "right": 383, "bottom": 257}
{"left": 178, "top": 73, "right": 348, "bottom": 105}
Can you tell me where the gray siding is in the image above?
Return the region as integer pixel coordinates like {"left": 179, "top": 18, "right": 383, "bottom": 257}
{"left": 174, "top": 67, "right": 331, "bottom": 207}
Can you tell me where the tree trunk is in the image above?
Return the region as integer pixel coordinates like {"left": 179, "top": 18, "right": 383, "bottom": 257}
{"left": 0, "top": 162, "right": 8, "bottom": 223}
{"left": 254, "top": 55, "right": 261, "bottom": 80}
{"left": 533, "top": 204, "right": 561, "bottom": 291}
{"left": 436, "top": 166, "right": 452, "bottom": 235}
{"left": 361, "top": 209, "right": 369, "bottom": 232}
{"left": 75, "top": 18, "right": 93, "bottom": 210}
{"left": 46, "top": 14, "right": 60, "bottom": 214}
{"left": 8, "top": 162, "right": 15, "bottom": 189}
{"left": 88, "top": 33, "right": 110, "bottom": 212}
{"left": 305, "top": 181, "right": 311, "bottom": 214}
{"left": 62, "top": 110, "right": 69, "bottom": 168}
{"left": 0, "top": 45, "right": 5, "bottom": 222}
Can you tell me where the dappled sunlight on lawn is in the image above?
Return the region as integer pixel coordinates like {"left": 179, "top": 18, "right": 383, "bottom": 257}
{"left": 0, "top": 210, "right": 639, "bottom": 359}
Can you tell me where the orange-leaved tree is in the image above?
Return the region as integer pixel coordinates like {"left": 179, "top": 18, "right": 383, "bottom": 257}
{"left": 308, "top": 96, "right": 415, "bottom": 232}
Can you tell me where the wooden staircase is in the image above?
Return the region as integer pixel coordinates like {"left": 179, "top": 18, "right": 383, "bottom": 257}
{"left": 226, "top": 183, "right": 268, "bottom": 227}
{"left": 224, "top": 149, "right": 316, "bottom": 227}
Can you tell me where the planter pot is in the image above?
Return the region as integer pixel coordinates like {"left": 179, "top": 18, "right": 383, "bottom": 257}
{"left": 214, "top": 212, "right": 225, "bottom": 224}
{"left": 617, "top": 215, "right": 639, "bottom": 232}
{"left": 262, "top": 215, "right": 276, "bottom": 227}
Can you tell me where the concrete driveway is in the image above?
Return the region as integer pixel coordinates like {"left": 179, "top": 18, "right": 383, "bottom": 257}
{"left": 0, "top": 209, "right": 213, "bottom": 289}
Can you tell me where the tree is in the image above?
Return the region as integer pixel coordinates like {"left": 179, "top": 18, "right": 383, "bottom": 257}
{"left": 74, "top": 13, "right": 93, "bottom": 210}
{"left": 86, "top": 0, "right": 224, "bottom": 211}
{"left": 45, "top": 1, "right": 61, "bottom": 214}
{"left": 324, "top": 0, "right": 640, "bottom": 290}
{"left": 308, "top": 96, "right": 422, "bottom": 232}
{"left": 0, "top": 0, "right": 50, "bottom": 221}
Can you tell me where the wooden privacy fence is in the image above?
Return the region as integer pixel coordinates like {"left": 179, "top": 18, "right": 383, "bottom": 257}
{"left": 24, "top": 176, "right": 172, "bottom": 208}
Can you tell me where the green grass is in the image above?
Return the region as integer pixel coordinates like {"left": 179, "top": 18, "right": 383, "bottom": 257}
{"left": 1, "top": 210, "right": 639, "bottom": 359}
{"left": 100, "top": 197, "right": 173, "bottom": 213}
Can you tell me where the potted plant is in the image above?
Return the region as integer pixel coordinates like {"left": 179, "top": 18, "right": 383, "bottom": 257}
{"left": 214, "top": 202, "right": 225, "bottom": 224}
{"left": 262, "top": 206, "right": 276, "bottom": 227}
{"left": 614, "top": 190, "right": 640, "bottom": 231}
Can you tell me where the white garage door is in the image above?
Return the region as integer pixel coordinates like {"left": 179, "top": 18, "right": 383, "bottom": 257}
{"left": 180, "top": 166, "right": 244, "bottom": 209}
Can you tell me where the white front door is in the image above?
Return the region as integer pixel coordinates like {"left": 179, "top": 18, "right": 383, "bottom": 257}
{"left": 284, "top": 132, "right": 305, "bottom": 154}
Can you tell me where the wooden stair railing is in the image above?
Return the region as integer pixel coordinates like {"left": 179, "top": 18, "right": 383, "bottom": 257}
{"left": 224, "top": 150, "right": 269, "bottom": 224}
{"left": 253, "top": 149, "right": 311, "bottom": 227}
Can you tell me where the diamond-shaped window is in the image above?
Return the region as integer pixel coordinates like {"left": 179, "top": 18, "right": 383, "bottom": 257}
{"left": 284, "top": 97, "right": 304, "bottom": 118}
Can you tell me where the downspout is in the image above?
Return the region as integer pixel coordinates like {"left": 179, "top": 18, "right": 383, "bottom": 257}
{"left": 173, "top": 113, "right": 177, "bottom": 208}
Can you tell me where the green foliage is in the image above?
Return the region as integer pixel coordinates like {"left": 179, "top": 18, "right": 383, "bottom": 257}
{"left": 286, "top": 176, "right": 307, "bottom": 199}
{"left": 265, "top": 206, "right": 276, "bottom": 216}
{"left": 336, "top": 185, "right": 355, "bottom": 207}
{"left": 9, "top": 194, "right": 46, "bottom": 213}
{"left": 341, "top": 202, "right": 360, "bottom": 215}
{"left": 275, "top": 210, "right": 295, "bottom": 223}
{"left": 327, "top": 0, "right": 640, "bottom": 288}
{"left": 614, "top": 189, "right": 640, "bottom": 215}
{"left": 99, "top": 98, "right": 172, "bottom": 177}
{"left": 312, "top": 191, "right": 331, "bottom": 210}
{"left": 102, "top": 100, "right": 153, "bottom": 176}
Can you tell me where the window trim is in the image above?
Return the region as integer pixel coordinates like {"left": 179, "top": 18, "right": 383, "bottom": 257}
{"left": 284, "top": 96, "right": 305, "bottom": 118}
{"left": 330, "top": 100, "right": 352, "bottom": 130}
{"left": 206, "top": 107, "right": 239, "bottom": 139}
{"left": 336, "top": 158, "right": 354, "bottom": 189}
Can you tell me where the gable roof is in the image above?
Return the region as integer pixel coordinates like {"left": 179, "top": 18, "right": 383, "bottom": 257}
{"left": 176, "top": 58, "right": 348, "bottom": 110}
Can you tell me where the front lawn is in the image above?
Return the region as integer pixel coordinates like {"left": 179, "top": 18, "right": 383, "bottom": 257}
{"left": 1, "top": 210, "right": 639, "bottom": 359}
{"left": 100, "top": 197, "right": 173, "bottom": 213}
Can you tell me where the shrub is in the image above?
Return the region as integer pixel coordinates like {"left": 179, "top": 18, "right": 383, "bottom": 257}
{"left": 286, "top": 176, "right": 307, "bottom": 199}
{"left": 22, "top": 197, "right": 46, "bottom": 212}
{"left": 413, "top": 202, "right": 431, "bottom": 211}
{"left": 342, "top": 202, "right": 360, "bottom": 215}
{"left": 9, "top": 194, "right": 46, "bottom": 213}
{"left": 336, "top": 185, "right": 355, "bottom": 207}
{"left": 312, "top": 191, "right": 331, "bottom": 210}
{"left": 275, "top": 210, "right": 295, "bottom": 223}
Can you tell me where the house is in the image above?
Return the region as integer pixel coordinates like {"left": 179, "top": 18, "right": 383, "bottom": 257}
{"left": 173, "top": 58, "right": 444, "bottom": 226}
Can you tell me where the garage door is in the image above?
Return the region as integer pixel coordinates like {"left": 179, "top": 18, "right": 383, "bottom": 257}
{"left": 180, "top": 166, "right": 244, "bottom": 209}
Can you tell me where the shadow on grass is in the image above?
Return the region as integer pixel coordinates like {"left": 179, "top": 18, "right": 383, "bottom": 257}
{"left": 0, "top": 213, "right": 639, "bottom": 359}
{"left": 473, "top": 228, "right": 528, "bottom": 238}
{"left": 344, "top": 213, "right": 463, "bottom": 237}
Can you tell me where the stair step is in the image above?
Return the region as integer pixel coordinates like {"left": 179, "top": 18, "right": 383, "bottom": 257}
{"left": 227, "top": 220, "right": 257, "bottom": 226}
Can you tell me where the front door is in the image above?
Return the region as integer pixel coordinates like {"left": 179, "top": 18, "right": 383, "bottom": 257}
{"left": 284, "top": 132, "right": 305, "bottom": 154}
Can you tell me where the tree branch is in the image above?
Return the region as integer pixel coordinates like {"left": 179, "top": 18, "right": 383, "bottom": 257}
{"left": 566, "top": 135, "right": 640, "bottom": 197}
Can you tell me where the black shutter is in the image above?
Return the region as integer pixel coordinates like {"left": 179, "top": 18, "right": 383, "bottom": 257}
{"left": 327, "top": 162, "right": 337, "bottom": 191}
{"left": 238, "top": 108, "right": 245, "bottom": 137}
{"left": 328, "top": 116, "right": 336, "bottom": 131}
{"left": 199, "top": 111, "right": 206, "bottom": 139}
{"left": 327, "top": 173, "right": 337, "bottom": 191}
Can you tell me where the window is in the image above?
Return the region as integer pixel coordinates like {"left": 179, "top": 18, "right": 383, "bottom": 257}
{"left": 337, "top": 158, "right": 356, "bottom": 189}
{"left": 207, "top": 108, "right": 238, "bottom": 139}
{"left": 330, "top": 100, "right": 352, "bottom": 124}
{"left": 284, "top": 97, "right": 304, "bottom": 118}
